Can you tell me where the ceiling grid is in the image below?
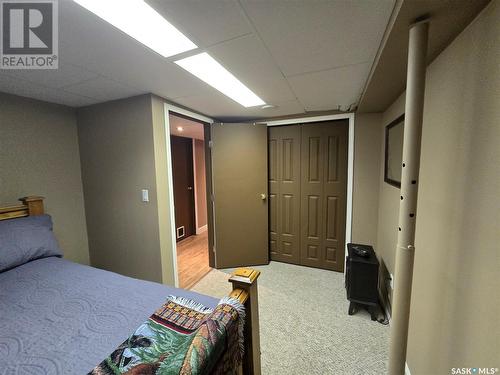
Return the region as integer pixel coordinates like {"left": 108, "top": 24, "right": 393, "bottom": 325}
{"left": 1, "top": 0, "right": 483, "bottom": 118}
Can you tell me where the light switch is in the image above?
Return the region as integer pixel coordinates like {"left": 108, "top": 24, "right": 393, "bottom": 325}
{"left": 141, "top": 189, "right": 149, "bottom": 202}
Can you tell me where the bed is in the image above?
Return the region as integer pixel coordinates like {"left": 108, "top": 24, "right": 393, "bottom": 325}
{"left": 0, "top": 197, "right": 261, "bottom": 375}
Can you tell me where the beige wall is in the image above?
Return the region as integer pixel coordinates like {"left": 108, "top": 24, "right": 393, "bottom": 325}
{"left": 376, "top": 2, "right": 499, "bottom": 373}
{"left": 351, "top": 113, "right": 382, "bottom": 246}
{"left": 194, "top": 139, "right": 207, "bottom": 230}
{"left": 0, "top": 93, "right": 89, "bottom": 264}
{"left": 78, "top": 94, "right": 202, "bottom": 286}
{"left": 77, "top": 95, "right": 164, "bottom": 283}
{"left": 376, "top": 93, "right": 406, "bottom": 275}
{"left": 151, "top": 95, "right": 176, "bottom": 285}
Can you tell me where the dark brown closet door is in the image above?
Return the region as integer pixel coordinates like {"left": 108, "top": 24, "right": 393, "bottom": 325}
{"left": 171, "top": 135, "right": 195, "bottom": 242}
{"left": 300, "top": 120, "right": 348, "bottom": 271}
{"left": 268, "top": 125, "right": 301, "bottom": 264}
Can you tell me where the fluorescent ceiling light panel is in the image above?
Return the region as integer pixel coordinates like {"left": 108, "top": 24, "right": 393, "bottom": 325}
{"left": 73, "top": 0, "right": 197, "bottom": 58}
{"left": 175, "top": 53, "right": 265, "bottom": 107}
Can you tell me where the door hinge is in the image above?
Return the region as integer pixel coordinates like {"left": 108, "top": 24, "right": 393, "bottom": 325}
{"left": 208, "top": 140, "right": 213, "bottom": 148}
{"left": 211, "top": 193, "right": 215, "bottom": 202}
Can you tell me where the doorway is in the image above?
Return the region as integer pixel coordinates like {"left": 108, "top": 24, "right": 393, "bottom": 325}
{"left": 171, "top": 135, "right": 195, "bottom": 241}
{"left": 162, "top": 106, "right": 354, "bottom": 286}
{"left": 169, "top": 113, "right": 211, "bottom": 288}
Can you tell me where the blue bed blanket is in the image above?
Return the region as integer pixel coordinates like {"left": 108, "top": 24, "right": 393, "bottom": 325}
{"left": 0, "top": 257, "right": 217, "bottom": 374}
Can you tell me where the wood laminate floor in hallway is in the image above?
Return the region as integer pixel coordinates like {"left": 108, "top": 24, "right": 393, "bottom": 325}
{"left": 177, "top": 231, "right": 211, "bottom": 289}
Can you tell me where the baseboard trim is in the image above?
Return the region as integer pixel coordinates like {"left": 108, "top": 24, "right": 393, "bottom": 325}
{"left": 405, "top": 362, "right": 411, "bottom": 375}
{"left": 378, "top": 289, "right": 392, "bottom": 323}
{"left": 383, "top": 299, "right": 392, "bottom": 323}
{"left": 196, "top": 225, "right": 207, "bottom": 235}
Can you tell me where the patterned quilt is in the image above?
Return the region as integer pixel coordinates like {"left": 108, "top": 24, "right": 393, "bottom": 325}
{"left": 89, "top": 296, "right": 245, "bottom": 375}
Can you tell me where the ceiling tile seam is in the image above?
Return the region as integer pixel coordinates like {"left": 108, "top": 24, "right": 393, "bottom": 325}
{"left": 59, "top": 88, "right": 102, "bottom": 102}
{"left": 144, "top": 0, "right": 252, "bottom": 63}
{"left": 357, "top": 0, "right": 403, "bottom": 109}
{"left": 162, "top": 32, "right": 254, "bottom": 64}
{"left": 163, "top": 47, "right": 203, "bottom": 64}
{"left": 202, "top": 32, "right": 254, "bottom": 50}
{"left": 235, "top": 0, "right": 306, "bottom": 113}
{"left": 285, "top": 60, "right": 372, "bottom": 79}
{"left": 58, "top": 76, "right": 107, "bottom": 90}
{"left": 0, "top": 72, "right": 97, "bottom": 102}
{"left": 61, "top": 72, "right": 144, "bottom": 94}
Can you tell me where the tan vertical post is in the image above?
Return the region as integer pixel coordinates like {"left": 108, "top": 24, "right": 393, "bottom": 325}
{"left": 388, "top": 18, "right": 429, "bottom": 375}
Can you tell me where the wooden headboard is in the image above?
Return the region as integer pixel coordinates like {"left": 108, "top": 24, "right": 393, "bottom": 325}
{"left": 0, "top": 196, "right": 45, "bottom": 221}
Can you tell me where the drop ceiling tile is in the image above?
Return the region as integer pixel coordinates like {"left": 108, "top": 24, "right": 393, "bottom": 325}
{"left": 173, "top": 91, "right": 250, "bottom": 118}
{"left": 0, "top": 73, "right": 99, "bottom": 107}
{"left": 287, "top": 63, "right": 370, "bottom": 111}
{"left": 124, "top": 62, "right": 214, "bottom": 101}
{"left": 207, "top": 35, "right": 296, "bottom": 103}
{"left": 240, "top": 99, "right": 306, "bottom": 120}
{"left": 175, "top": 89, "right": 304, "bottom": 119}
{"left": 4, "top": 62, "right": 99, "bottom": 89}
{"left": 63, "top": 77, "right": 144, "bottom": 101}
{"left": 53, "top": 92, "right": 101, "bottom": 107}
{"left": 147, "top": 0, "right": 252, "bottom": 47}
{"left": 58, "top": 1, "right": 210, "bottom": 100}
{"left": 240, "top": 0, "right": 394, "bottom": 76}
{"left": 1, "top": 0, "right": 394, "bottom": 117}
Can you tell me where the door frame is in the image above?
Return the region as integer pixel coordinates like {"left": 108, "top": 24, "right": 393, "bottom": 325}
{"left": 264, "top": 113, "right": 355, "bottom": 273}
{"left": 163, "top": 107, "right": 354, "bottom": 285}
{"left": 163, "top": 103, "right": 214, "bottom": 287}
{"left": 170, "top": 135, "right": 196, "bottom": 241}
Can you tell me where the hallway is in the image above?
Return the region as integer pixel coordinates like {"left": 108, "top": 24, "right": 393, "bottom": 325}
{"left": 177, "top": 231, "right": 211, "bottom": 289}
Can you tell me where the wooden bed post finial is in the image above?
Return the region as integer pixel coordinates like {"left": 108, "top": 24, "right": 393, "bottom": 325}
{"left": 228, "top": 268, "right": 261, "bottom": 375}
{"left": 19, "top": 196, "right": 45, "bottom": 216}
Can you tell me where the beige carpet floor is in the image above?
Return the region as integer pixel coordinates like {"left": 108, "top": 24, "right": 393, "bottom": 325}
{"left": 191, "top": 261, "right": 389, "bottom": 375}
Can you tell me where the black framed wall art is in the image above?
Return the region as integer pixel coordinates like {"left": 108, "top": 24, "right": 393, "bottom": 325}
{"left": 384, "top": 114, "right": 405, "bottom": 188}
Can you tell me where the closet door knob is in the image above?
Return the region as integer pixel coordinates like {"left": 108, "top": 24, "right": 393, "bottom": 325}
{"left": 188, "top": 186, "right": 193, "bottom": 190}
{"left": 260, "top": 193, "right": 267, "bottom": 200}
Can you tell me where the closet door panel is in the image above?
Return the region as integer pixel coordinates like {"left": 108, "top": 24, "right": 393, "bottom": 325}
{"left": 300, "top": 127, "right": 325, "bottom": 268}
{"left": 300, "top": 121, "right": 348, "bottom": 271}
{"left": 268, "top": 125, "right": 301, "bottom": 264}
{"left": 269, "top": 192, "right": 278, "bottom": 257}
{"left": 323, "top": 128, "right": 348, "bottom": 271}
{"left": 268, "top": 138, "right": 279, "bottom": 260}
